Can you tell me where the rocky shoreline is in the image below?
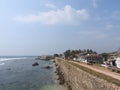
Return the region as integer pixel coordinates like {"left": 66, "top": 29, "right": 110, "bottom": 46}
{"left": 53, "top": 60, "right": 72, "bottom": 90}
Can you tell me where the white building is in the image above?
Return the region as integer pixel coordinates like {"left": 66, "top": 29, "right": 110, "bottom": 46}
{"left": 116, "top": 57, "right": 120, "bottom": 68}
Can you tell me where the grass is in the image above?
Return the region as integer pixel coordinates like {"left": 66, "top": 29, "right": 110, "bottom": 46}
{"left": 69, "top": 62, "right": 120, "bottom": 86}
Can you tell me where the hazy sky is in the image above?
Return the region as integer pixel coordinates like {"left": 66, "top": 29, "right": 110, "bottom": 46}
{"left": 0, "top": 0, "right": 120, "bottom": 56}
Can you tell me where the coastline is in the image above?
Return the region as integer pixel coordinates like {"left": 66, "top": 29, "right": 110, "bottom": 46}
{"left": 53, "top": 59, "right": 69, "bottom": 90}
{"left": 39, "top": 59, "right": 67, "bottom": 90}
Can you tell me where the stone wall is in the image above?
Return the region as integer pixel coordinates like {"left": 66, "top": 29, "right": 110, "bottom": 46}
{"left": 55, "top": 59, "right": 120, "bottom": 90}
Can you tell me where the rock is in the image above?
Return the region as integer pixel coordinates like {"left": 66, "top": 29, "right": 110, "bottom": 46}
{"left": 56, "top": 66, "right": 65, "bottom": 85}
{"left": 7, "top": 68, "right": 11, "bottom": 70}
{"left": 44, "top": 66, "right": 52, "bottom": 69}
{"left": 54, "top": 71, "right": 57, "bottom": 73}
{"left": 55, "top": 64, "right": 58, "bottom": 66}
{"left": 32, "top": 62, "right": 39, "bottom": 66}
{"left": 53, "top": 60, "right": 55, "bottom": 63}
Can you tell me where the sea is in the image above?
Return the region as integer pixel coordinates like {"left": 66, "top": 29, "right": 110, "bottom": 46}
{"left": 0, "top": 56, "right": 65, "bottom": 90}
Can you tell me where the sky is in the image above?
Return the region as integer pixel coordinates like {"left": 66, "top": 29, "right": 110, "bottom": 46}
{"left": 0, "top": 0, "right": 120, "bottom": 56}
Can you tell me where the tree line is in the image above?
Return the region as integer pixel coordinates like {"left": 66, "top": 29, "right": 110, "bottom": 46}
{"left": 54, "top": 49, "right": 111, "bottom": 61}
{"left": 54, "top": 49, "right": 97, "bottom": 59}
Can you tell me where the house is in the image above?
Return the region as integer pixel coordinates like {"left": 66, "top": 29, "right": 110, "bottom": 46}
{"left": 106, "top": 48, "right": 120, "bottom": 68}
{"left": 116, "top": 57, "right": 120, "bottom": 68}
{"left": 76, "top": 56, "right": 86, "bottom": 62}
{"left": 75, "top": 54, "right": 103, "bottom": 64}
{"left": 107, "top": 59, "right": 116, "bottom": 67}
{"left": 84, "top": 54, "right": 103, "bottom": 64}
{"left": 106, "top": 54, "right": 120, "bottom": 68}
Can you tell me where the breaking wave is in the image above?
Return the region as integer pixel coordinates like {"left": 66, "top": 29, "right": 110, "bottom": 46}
{"left": 0, "top": 63, "right": 5, "bottom": 65}
{"left": 0, "top": 57, "right": 27, "bottom": 62}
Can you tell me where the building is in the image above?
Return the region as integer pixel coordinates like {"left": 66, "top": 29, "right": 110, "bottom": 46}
{"left": 116, "top": 57, "right": 120, "bottom": 68}
{"left": 84, "top": 54, "right": 103, "bottom": 64}
{"left": 106, "top": 48, "right": 120, "bottom": 68}
{"left": 107, "top": 59, "right": 116, "bottom": 67}
{"left": 74, "top": 54, "right": 103, "bottom": 64}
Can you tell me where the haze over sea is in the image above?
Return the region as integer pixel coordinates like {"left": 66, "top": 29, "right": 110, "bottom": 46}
{"left": 0, "top": 56, "right": 65, "bottom": 90}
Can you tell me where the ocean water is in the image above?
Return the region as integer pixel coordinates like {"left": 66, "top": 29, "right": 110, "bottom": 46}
{"left": 0, "top": 56, "right": 65, "bottom": 90}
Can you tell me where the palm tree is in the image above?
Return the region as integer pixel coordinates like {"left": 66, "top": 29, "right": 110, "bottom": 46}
{"left": 101, "top": 53, "right": 109, "bottom": 61}
{"left": 64, "top": 50, "right": 71, "bottom": 59}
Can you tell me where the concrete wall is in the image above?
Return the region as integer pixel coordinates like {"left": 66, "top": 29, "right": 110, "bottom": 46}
{"left": 55, "top": 59, "right": 120, "bottom": 90}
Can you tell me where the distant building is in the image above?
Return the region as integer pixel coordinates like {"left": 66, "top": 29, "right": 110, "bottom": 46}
{"left": 106, "top": 48, "right": 120, "bottom": 68}
{"left": 107, "top": 59, "right": 116, "bottom": 67}
{"left": 35, "top": 55, "right": 54, "bottom": 60}
{"left": 73, "top": 54, "right": 103, "bottom": 64}
{"left": 116, "top": 57, "right": 120, "bottom": 68}
{"left": 84, "top": 54, "right": 103, "bottom": 64}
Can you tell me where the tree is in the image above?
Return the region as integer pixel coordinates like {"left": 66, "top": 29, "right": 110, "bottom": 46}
{"left": 71, "top": 50, "right": 76, "bottom": 58}
{"left": 93, "top": 51, "right": 97, "bottom": 54}
{"left": 87, "top": 49, "right": 90, "bottom": 54}
{"left": 101, "top": 53, "right": 109, "bottom": 61}
{"left": 89, "top": 49, "right": 93, "bottom": 54}
{"left": 54, "top": 54, "right": 59, "bottom": 57}
{"left": 64, "top": 50, "right": 71, "bottom": 59}
{"left": 78, "top": 49, "right": 81, "bottom": 53}
{"left": 59, "top": 54, "right": 63, "bottom": 57}
{"left": 63, "top": 49, "right": 98, "bottom": 60}
{"left": 75, "top": 50, "right": 79, "bottom": 54}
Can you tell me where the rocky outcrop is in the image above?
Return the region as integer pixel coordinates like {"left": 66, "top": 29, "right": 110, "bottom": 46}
{"left": 35, "top": 55, "right": 54, "bottom": 60}
{"left": 32, "top": 62, "right": 39, "bottom": 66}
{"left": 43, "top": 66, "right": 52, "bottom": 69}
{"left": 55, "top": 59, "right": 120, "bottom": 90}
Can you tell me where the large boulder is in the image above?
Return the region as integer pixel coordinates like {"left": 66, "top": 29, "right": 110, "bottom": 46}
{"left": 32, "top": 62, "right": 39, "bottom": 66}
{"left": 43, "top": 66, "right": 52, "bottom": 69}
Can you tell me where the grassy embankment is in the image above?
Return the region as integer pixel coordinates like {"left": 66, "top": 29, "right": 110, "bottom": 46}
{"left": 67, "top": 61, "right": 120, "bottom": 86}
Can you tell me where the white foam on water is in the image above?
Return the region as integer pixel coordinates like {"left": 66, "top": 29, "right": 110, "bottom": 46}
{"left": 0, "top": 63, "right": 5, "bottom": 66}
{"left": 0, "top": 57, "right": 27, "bottom": 62}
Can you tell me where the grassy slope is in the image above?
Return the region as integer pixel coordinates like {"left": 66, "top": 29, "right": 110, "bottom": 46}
{"left": 69, "top": 61, "right": 120, "bottom": 86}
